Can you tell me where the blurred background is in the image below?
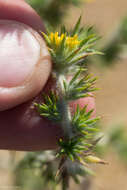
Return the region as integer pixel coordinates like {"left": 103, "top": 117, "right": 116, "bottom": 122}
{"left": 1, "top": 0, "right": 127, "bottom": 190}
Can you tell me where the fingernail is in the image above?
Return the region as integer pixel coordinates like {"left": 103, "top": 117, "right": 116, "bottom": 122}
{"left": 0, "top": 20, "right": 40, "bottom": 87}
{"left": 0, "top": 20, "right": 51, "bottom": 111}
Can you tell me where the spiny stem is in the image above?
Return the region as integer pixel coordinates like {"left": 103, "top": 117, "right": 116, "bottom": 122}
{"left": 61, "top": 167, "right": 69, "bottom": 190}
{"left": 57, "top": 74, "right": 73, "bottom": 140}
{"left": 56, "top": 74, "right": 73, "bottom": 189}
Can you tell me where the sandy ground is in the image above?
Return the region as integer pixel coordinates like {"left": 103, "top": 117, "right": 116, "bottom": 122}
{"left": 78, "top": 1, "right": 127, "bottom": 190}
{"left": 1, "top": 0, "right": 127, "bottom": 190}
{"left": 66, "top": 0, "right": 127, "bottom": 189}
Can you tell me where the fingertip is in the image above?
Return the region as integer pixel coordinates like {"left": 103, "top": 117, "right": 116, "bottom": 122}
{"left": 0, "top": 20, "right": 51, "bottom": 111}
{"left": 70, "top": 96, "right": 96, "bottom": 117}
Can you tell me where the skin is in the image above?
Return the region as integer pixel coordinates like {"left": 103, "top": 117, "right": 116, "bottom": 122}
{"left": 0, "top": 0, "right": 96, "bottom": 151}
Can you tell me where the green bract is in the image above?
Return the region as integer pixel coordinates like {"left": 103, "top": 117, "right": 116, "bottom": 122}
{"left": 42, "top": 17, "right": 102, "bottom": 74}
{"left": 35, "top": 92, "right": 62, "bottom": 122}
{"left": 63, "top": 69, "right": 98, "bottom": 100}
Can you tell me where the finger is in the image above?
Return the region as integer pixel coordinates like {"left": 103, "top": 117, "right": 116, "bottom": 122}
{"left": 0, "top": 0, "right": 57, "bottom": 151}
{"left": 70, "top": 96, "right": 96, "bottom": 118}
{"left": 0, "top": 0, "right": 51, "bottom": 110}
{"left": 0, "top": 78, "right": 62, "bottom": 150}
{"left": 0, "top": 97, "right": 62, "bottom": 151}
{"left": 0, "top": 20, "right": 51, "bottom": 111}
{"left": 0, "top": 0, "right": 45, "bottom": 32}
{"left": 0, "top": 78, "right": 95, "bottom": 151}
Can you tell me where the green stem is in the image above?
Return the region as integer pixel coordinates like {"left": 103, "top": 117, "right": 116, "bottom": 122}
{"left": 61, "top": 167, "right": 69, "bottom": 190}
{"left": 57, "top": 75, "right": 73, "bottom": 140}
{"left": 62, "top": 180, "right": 69, "bottom": 190}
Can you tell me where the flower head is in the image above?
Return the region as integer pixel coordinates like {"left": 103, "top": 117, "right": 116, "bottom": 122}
{"left": 42, "top": 17, "right": 100, "bottom": 73}
{"left": 49, "top": 32, "right": 80, "bottom": 49}
{"left": 66, "top": 34, "right": 80, "bottom": 49}
{"left": 49, "top": 32, "right": 65, "bottom": 48}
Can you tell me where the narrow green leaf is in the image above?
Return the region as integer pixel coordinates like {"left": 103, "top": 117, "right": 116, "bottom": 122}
{"left": 64, "top": 48, "right": 80, "bottom": 64}
{"left": 85, "top": 109, "right": 94, "bottom": 118}
{"left": 72, "top": 16, "right": 81, "bottom": 36}
{"left": 68, "top": 154, "right": 74, "bottom": 161}
{"left": 61, "top": 25, "right": 66, "bottom": 34}
{"left": 58, "top": 34, "right": 66, "bottom": 53}
{"left": 69, "top": 69, "right": 81, "bottom": 86}
{"left": 79, "top": 34, "right": 96, "bottom": 48}
{"left": 40, "top": 113, "right": 50, "bottom": 117}
{"left": 41, "top": 32, "right": 51, "bottom": 47}
{"left": 85, "top": 127, "right": 99, "bottom": 132}
{"left": 63, "top": 80, "right": 67, "bottom": 91}
{"left": 84, "top": 117, "right": 100, "bottom": 124}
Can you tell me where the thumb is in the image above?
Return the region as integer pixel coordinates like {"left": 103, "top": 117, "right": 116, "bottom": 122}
{"left": 0, "top": 20, "right": 51, "bottom": 111}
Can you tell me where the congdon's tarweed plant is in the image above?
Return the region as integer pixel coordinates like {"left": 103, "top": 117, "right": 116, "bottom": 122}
{"left": 15, "top": 17, "right": 107, "bottom": 190}
{"left": 34, "top": 17, "right": 107, "bottom": 189}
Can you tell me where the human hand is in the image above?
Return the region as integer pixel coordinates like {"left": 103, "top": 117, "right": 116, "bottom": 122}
{"left": 0, "top": 0, "right": 95, "bottom": 151}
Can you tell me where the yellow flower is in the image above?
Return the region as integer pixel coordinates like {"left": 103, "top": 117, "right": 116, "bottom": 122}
{"left": 66, "top": 34, "right": 80, "bottom": 49}
{"left": 49, "top": 32, "right": 80, "bottom": 49}
{"left": 49, "top": 32, "right": 65, "bottom": 47}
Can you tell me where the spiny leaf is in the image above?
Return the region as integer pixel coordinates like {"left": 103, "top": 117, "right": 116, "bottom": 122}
{"left": 72, "top": 105, "right": 100, "bottom": 136}
{"left": 35, "top": 92, "right": 62, "bottom": 122}
{"left": 69, "top": 69, "right": 82, "bottom": 86}
{"left": 61, "top": 25, "right": 66, "bottom": 34}
{"left": 41, "top": 32, "right": 51, "bottom": 47}
{"left": 72, "top": 16, "right": 81, "bottom": 36}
